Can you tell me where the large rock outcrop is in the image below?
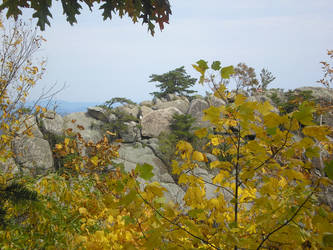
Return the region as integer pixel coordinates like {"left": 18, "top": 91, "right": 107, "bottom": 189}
{"left": 4, "top": 87, "right": 333, "bottom": 209}
{"left": 154, "top": 99, "right": 189, "bottom": 114}
{"left": 37, "top": 111, "right": 64, "bottom": 136}
{"left": 12, "top": 135, "right": 54, "bottom": 176}
{"left": 63, "top": 112, "right": 104, "bottom": 143}
{"left": 114, "top": 143, "right": 185, "bottom": 205}
{"left": 141, "top": 107, "right": 182, "bottom": 138}
{"left": 187, "top": 99, "right": 210, "bottom": 128}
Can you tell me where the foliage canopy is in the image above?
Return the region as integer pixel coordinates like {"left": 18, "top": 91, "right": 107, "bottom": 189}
{"left": 0, "top": 0, "right": 172, "bottom": 35}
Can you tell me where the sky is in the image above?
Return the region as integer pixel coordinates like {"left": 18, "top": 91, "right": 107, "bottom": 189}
{"left": 18, "top": 0, "right": 333, "bottom": 103}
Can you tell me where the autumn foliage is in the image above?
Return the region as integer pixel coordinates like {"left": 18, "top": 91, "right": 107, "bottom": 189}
{"left": 0, "top": 0, "right": 172, "bottom": 35}
{"left": 1, "top": 18, "right": 333, "bottom": 250}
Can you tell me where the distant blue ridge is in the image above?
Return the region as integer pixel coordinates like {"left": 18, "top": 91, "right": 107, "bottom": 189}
{"left": 25, "top": 100, "right": 102, "bottom": 116}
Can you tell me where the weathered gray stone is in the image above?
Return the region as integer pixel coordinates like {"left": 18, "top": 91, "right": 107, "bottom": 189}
{"left": 187, "top": 99, "right": 209, "bottom": 117}
{"left": 141, "top": 107, "right": 182, "bottom": 137}
{"left": 0, "top": 157, "right": 19, "bottom": 175}
{"left": 140, "top": 106, "right": 153, "bottom": 118}
{"left": 296, "top": 87, "right": 333, "bottom": 102}
{"left": 248, "top": 94, "right": 273, "bottom": 105}
{"left": 63, "top": 112, "right": 104, "bottom": 143}
{"left": 38, "top": 111, "right": 64, "bottom": 136}
{"left": 160, "top": 183, "right": 185, "bottom": 206}
{"left": 166, "top": 93, "right": 178, "bottom": 101}
{"left": 16, "top": 115, "right": 43, "bottom": 138}
{"left": 119, "top": 121, "right": 141, "bottom": 143}
{"left": 12, "top": 135, "right": 54, "bottom": 176}
{"left": 114, "top": 143, "right": 184, "bottom": 205}
{"left": 115, "top": 105, "right": 139, "bottom": 119}
{"left": 87, "top": 106, "right": 109, "bottom": 122}
{"left": 207, "top": 95, "right": 226, "bottom": 107}
{"left": 154, "top": 99, "right": 189, "bottom": 114}
{"left": 140, "top": 100, "right": 153, "bottom": 107}
{"left": 116, "top": 143, "right": 169, "bottom": 178}
{"left": 152, "top": 97, "right": 163, "bottom": 105}
{"left": 187, "top": 99, "right": 210, "bottom": 128}
{"left": 108, "top": 113, "right": 117, "bottom": 122}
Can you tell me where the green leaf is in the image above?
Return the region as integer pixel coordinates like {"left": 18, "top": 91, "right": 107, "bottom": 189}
{"left": 323, "top": 233, "right": 333, "bottom": 247}
{"left": 293, "top": 102, "right": 315, "bottom": 125}
{"left": 221, "top": 65, "right": 234, "bottom": 79}
{"left": 122, "top": 215, "right": 135, "bottom": 225}
{"left": 30, "top": 0, "right": 52, "bottom": 31}
{"left": 115, "top": 180, "right": 124, "bottom": 192}
{"left": 203, "top": 106, "right": 221, "bottom": 124}
{"left": 324, "top": 160, "right": 333, "bottom": 180}
{"left": 318, "top": 207, "right": 328, "bottom": 218}
{"left": 192, "top": 60, "right": 208, "bottom": 83}
{"left": 266, "top": 127, "right": 277, "bottom": 135}
{"left": 188, "top": 208, "right": 205, "bottom": 218}
{"left": 305, "top": 146, "right": 320, "bottom": 158}
{"left": 196, "top": 60, "right": 209, "bottom": 71}
{"left": 61, "top": 0, "right": 82, "bottom": 25}
{"left": 211, "top": 61, "right": 221, "bottom": 71}
{"left": 135, "top": 163, "right": 154, "bottom": 181}
{"left": 120, "top": 189, "right": 137, "bottom": 206}
{"left": 194, "top": 127, "right": 208, "bottom": 139}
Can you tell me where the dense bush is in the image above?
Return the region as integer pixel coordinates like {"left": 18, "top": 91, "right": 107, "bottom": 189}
{"left": 98, "top": 97, "right": 138, "bottom": 141}
{"left": 158, "top": 113, "right": 196, "bottom": 165}
{"left": 270, "top": 89, "right": 314, "bottom": 114}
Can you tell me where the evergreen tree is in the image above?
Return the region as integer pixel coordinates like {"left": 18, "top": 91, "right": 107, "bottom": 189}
{"left": 149, "top": 66, "right": 197, "bottom": 99}
{"left": 0, "top": 183, "right": 37, "bottom": 228}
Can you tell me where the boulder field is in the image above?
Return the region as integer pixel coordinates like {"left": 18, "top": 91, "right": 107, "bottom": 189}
{"left": 1, "top": 87, "right": 333, "bottom": 207}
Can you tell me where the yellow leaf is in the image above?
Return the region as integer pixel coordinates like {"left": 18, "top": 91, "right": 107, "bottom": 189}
{"left": 194, "top": 128, "right": 207, "bottom": 138}
{"left": 94, "top": 230, "right": 105, "bottom": 241}
{"left": 258, "top": 101, "right": 274, "bottom": 116}
{"left": 247, "top": 224, "right": 256, "bottom": 233}
{"left": 55, "top": 144, "right": 62, "bottom": 150}
{"left": 64, "top": 138, "right": 70, "bottom": 146}
{"left": 235, "top": 94, "right": 247, "bottom": 106}
{"left": 35, "top": 105, "right": 41, "bottom": 113}
{"left": 211, "top": 137, "right": 220, "bottom": 146}
{"left": 210, "top": 161, "right": 232, "bottom": 170}
{"left": 303, "top": 125, "right": 331, "bottom": 141}
{"left": 214, "top": 84, "right": 227, "bottom": 99}
{"left": 79, "top": 207, "right": 88, "bottom": 215}
{"left": 107, "top": 130, "right": 116, "bottom": 136}
{"left": 225, "top": 119, "right": 238, "bottom": 127}
{"left": 13, "top": 39, "right": 22, "bottom": 46}
{"left": 107, "top": 215, "right": 114, "bottom": 224}
{"left": 192, "top": 151, "right": 204, "bottom": 162}
{"left": 210, "top": 161, "right": 221, "bottom": 168}
{"left": 213, "top": 171, "right": 228, "bottom": 184}
{"left": 176, "top": 141, "right": 193, "bottom": 159}
{"left": 90, "top": 156, "right": 99, "bottom": 166}
{"left": 145, "top": 182, "right": 167, "bottom": 197}
{"left": 76, "top": 235, "right": 87, "bottom": 243}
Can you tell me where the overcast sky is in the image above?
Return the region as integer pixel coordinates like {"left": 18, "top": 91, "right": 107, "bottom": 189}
{"left": 22, "top": 0, "right": 333, "bottom": 103}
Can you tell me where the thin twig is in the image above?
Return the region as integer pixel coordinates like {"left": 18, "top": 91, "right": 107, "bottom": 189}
{"left": 136, "top": 188, "right": 221, "bottom": 250}
{"left": 256, "top": 184, "right": 318, "bottom": 249}
{"left": 189, "top": 172, "right": 234, "bottom": 197}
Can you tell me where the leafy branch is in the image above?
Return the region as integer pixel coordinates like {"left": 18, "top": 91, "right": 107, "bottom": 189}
{"left": 256, "top": 184, "right": 319, "bottom": 249}
{"left": 135, "top": 186, "right": 221, "bottom": 250}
